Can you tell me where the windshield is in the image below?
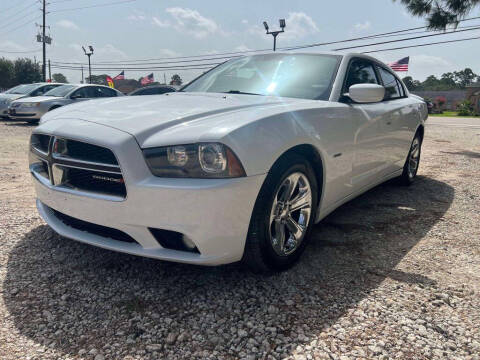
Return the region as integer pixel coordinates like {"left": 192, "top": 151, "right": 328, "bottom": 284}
{"left": 5, "top": 84, "right": 39, "bottom": 95}
{"left": 44, "top": 85, "right": 76, "bottom": 97}
{"left": 182, "top": 54, "right": 342, "bottom": 100}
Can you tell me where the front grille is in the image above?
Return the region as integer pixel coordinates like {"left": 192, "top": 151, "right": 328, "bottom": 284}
{"left": 52, "top": 209, "right": 137, "bottom": 243}
{"left": 29, "top": 135, "right": 126, "bottom": 199}
{"left": 62, "top": 167, "right": 126, "bottom": 197}
{"left": 55, "top": 138, "right": 118, "bottom": 165}
{"left": 31, "top": 134, "right": 51, "bottom": 154}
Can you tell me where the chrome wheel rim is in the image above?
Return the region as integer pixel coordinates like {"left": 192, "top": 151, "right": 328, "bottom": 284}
{"left": 408, "top": 138, "right": 421, "bottom": 178}
{"left": 269, "top": 172, "right": 312, "bottom": 256}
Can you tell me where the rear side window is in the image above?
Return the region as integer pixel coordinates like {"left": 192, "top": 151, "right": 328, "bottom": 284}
{"left": 378, "top": 67, "right": 403, "bottom": 100}
{"left": 95, "top": 87, "right": 117, "bottom": 97}
{"left": 344, "top": 59, "right": 378, "bottom": 91}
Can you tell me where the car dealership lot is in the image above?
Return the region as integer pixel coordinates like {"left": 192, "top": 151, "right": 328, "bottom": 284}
{"left": 0, "top": 118, "right": 479, "bottom": 359}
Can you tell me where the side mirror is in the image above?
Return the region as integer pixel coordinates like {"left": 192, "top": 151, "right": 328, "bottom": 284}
{"left": 346, "top": 84, "right": 385, "bottom": 104}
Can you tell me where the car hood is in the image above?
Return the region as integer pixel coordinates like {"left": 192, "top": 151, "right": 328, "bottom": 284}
{"left": 40, "top": 92, "right": 312, "bottom": 146}
{"left": 13, "top": 96, "right": 62, "bottom": 103}
{"left": 0, "top": 94, "right": 26, "bottom": 102}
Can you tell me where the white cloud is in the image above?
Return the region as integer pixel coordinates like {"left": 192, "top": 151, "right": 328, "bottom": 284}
{"left": 152, "top": 16, "right": 169, "bottom": 27}
{"left": 234, "top": 44, "right": 252, "bottom": 52}
{"left": 0, "top": 40, "right": 26, "bottom": 51}
{"left": 57, "top": 19, "right": 79, "bottom": 30}
{"left": 353, "top": 21, "right": 371, "bottom": 32}
{"left": 165, "top": 7, "right": 220, "bottom": 38}
{"left": 283, "top": 12, "right": 319, "bottom": 39}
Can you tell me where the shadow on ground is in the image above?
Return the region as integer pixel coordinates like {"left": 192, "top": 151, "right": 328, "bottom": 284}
{"left": 3, "top": 176, "right": 454, "bottom": 358}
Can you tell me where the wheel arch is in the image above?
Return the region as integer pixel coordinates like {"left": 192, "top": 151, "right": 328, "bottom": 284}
{"left": 416, "top": 124, "right": 425, "bottom": 142}
{"left": 48, "top": 105, "right": 62, "bottom": 112}
{"left": 269, "top": 144, "right": 325, "bottom": 213}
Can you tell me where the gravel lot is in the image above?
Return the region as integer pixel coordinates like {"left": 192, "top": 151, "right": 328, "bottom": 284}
{"left": 0, "top": 118, "right": 479, "bottom": 360}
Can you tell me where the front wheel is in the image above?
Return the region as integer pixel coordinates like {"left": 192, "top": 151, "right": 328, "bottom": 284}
{"left": 399, "top": 133, "right": 422, "bottom": 185}
{"left": 242, "top": 154, "right": 318, "bottom": 272}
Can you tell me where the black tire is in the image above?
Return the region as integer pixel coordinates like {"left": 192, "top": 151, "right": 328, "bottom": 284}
{"left": 48, "top": 105, "right": 62, "bottom": 112}
{"left": 242, "top": 153, "right": 318, "bottom": 273}
{"left": 399, "top": 132, "right": 422, "bottom": 186}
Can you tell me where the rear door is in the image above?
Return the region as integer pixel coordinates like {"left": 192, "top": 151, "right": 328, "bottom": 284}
{"left": 376, "top": 66, "right": 417, "bottom": 173}
{"left": 343, "top": 58, "right": 390, "bottom": 190}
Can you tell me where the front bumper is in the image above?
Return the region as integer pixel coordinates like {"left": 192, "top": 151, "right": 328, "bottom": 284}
{"left": 32, "top": 120, "right": 265, "bottom": 265}
{"left": 8, "top": 107, "right": 44, "bottom": 121}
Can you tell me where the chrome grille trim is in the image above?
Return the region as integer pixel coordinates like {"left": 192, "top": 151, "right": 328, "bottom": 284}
{"left": 29, "top": 135, "right": 126, "bottom": 201}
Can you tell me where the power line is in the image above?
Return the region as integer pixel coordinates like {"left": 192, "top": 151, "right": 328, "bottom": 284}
{"left": 1, "top": 15, "right": 41, "bottom": 35}
{"left": 51, "top": 62, "right": 222, "bottom": 71}
{"left": 49, "top": 15, "right": 480, "bottom": 66}
{"left": 0, "top": 0, "right": 35, "bottom": 17}
{"left": 0, "top": 48, "right": 40, "bottom": 53}
{"left": 50, "top": 21, "right": 480, "bottom": 68}
{"left": 49, "top": 0, "right": 136, "bottom": 13}
{"left": 363, "top": 35, "right": 480, "bottom": 54}
{"left": 332, "top": 25, "right": 480, "bottom": 51}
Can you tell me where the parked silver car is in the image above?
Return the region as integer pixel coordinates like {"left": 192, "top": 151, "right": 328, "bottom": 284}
{"left": 0, "top": 83, "right": 64, "bottom": 118}
{"left": 8, "top": 84, "right": 124, "bottom": 123}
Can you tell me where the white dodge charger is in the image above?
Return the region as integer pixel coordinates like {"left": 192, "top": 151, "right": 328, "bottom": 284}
{"left": 30, "top": 52, "right": 427, "bottom": 271}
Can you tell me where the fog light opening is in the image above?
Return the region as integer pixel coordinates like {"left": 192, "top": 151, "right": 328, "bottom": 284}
{"left": 182, "top": 235, "right": 197, "bottom": 251}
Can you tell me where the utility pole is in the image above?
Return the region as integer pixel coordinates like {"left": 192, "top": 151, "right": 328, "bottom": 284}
{"left": 48, "top": 59, "right": 51, "bottom": 82}
{"left": 81, "top": 65, "right": 84, "bottom": 84}
{"left": 263, "top": 19, "right": 286, "bottom": 51}
{"left": 42, "top": 0, "right": 46, "bottom": 81}
{"left": 82, "top": 46, "right": 94, "bottom": 83}
{"left": 164, "top": 73, "right": 166, "bottom": 85}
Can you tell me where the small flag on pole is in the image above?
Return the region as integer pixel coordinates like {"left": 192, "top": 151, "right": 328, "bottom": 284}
{"left": 113, "top": 71, "right": 125, "bottom": 80}
{"left": 106, "top": 76, "right": 115, "bottom": 88}
{"left": 141, "top": 73, "right": 154, "bottom": 85}
{"left": 388, "top": 57, "right": 409, "bottom": 72}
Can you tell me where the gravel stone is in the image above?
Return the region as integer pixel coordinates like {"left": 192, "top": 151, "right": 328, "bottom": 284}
{"left": 0, "top": 118, "right": 479, "bottom": 360}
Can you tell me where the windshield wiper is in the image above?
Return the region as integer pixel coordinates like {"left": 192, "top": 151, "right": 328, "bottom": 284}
{"left": 224, "top": 90, "right": 263, "bottom": 96}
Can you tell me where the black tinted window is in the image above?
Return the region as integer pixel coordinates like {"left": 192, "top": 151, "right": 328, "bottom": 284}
{"left": 378, "top": 67, "right": 402, "bottom": 99}
{"left": 345, "top": 60, "right": 378, "bottom": 91}
{"left": 71, "top": 87, "right": 89, "bottom": 98}
{"left": 95, "top": 87, "right": 117, "bottom": 97}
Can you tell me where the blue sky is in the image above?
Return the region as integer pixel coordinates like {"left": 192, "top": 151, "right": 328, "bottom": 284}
{"left": 1, "top": 0, "right": 479, "bottom": 84}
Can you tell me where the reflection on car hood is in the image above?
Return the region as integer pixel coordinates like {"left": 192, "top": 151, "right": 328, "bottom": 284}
{"left": 0, "top": 94, "right": 26, "bottom": 102}
{"left": 40, "top": 92, "right": 310, "bottom": 145}
{"left": 13, "top": 96, "right": 62, "bottom": 103}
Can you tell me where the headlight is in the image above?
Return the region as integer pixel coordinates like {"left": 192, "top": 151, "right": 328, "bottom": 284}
{"left": 143, "top": 143, "right": 246, "bottom": 178}
{"left": 21, "top": 102, "right": 40, "bottom": 108}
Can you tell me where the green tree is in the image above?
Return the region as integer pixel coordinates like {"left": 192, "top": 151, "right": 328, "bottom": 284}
{"left": 13, "top": 58, "right": 42, "bottom": 84}
{"left": 170, "top": 74, "right": 183, "bottom": 86}
{"left": 402, "top": 76, "right": 415, "bottom": 91}
{"left": 0, "top": 58, "right": 15, "bottom": 90}
{"left": 453, "top": 68, "right": 477, "bottom": 87}
{"left": 52, "top": 73, "right": 68, "bottom": 83}
{"left": 86, "top": 74, "right": 110, "bottom": 85}
{"left": 394, "top": 0, "right": 480, "bottom": 29}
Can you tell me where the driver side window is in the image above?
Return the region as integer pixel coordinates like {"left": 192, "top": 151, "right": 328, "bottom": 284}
{"left": 344, "top": 59, "right": 378, "bottom": 93}
{"left": 71, "top": 88, "right": 89, "bottom": 98}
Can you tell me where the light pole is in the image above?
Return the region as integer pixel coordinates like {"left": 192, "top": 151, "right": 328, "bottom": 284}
{"left": 263, "top": 19, "right": 286, "bottom": 51}
{"left": 82, "top": 46, "right": 94, "bottom": 83}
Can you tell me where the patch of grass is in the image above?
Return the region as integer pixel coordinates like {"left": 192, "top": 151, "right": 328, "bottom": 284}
{"left": 430, "top": 111, "right": 480, "bottom": 118}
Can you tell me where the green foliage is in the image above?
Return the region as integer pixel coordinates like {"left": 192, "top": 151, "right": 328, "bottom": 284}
{"left": 86, "top": 74, "right": 110, "bottom": 85}
{"left": 457, "top": 100, "right": 476, "bottom": 116}
{"left": 170, "top": 74, "right": 183, "bottom": 86}
{"left": 13, "top": 58, "right": 42, "bottom": 84}
{"left": 395, "top": 0, "right": 480, "bottom": 29}
{"left": 402, "top": 67, "right": 479, "bottom": 91}
{"left": 0, "top": 58, "right": 15, "bottom": 90}
{"left": 52, "top": 73, "right": 68, "bottom": 83}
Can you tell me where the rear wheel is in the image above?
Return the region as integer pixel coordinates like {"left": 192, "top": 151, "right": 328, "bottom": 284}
{"left": 399, "top": 133, "right": 422, "bottom": 185}
{"left": 242, "top": 154, "right": 318, "bottom": 272}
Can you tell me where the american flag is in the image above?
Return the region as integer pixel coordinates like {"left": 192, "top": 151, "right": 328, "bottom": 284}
{"left": 388, "top": 57, "right": 409, "bottom": 72}
{"left": 140, "top": 73, "right": 154, "bottom": 85}
{"left": 113, "top": 71, "right": 125, "bottom": 80}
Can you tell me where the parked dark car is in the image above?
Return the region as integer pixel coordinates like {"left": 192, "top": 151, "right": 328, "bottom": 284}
{"left": 128, "top": 85, "right": 177, "bottom": 96}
